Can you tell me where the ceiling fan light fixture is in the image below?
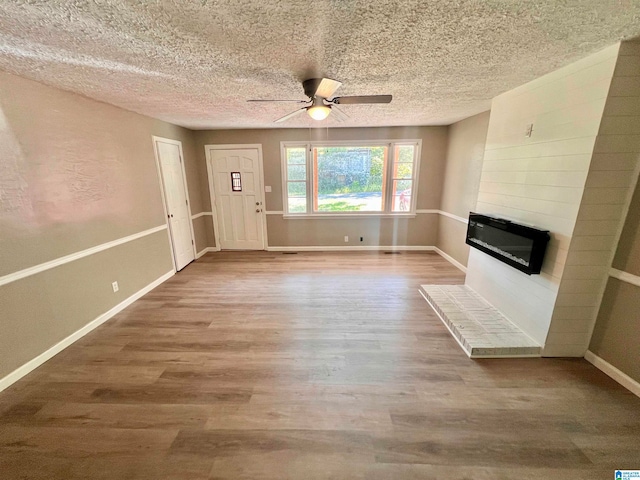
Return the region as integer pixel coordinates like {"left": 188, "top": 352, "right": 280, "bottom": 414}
{"left": 307, "top": 104, "right": 331, "bottom": 121}
{"left": 249, "top": 78, "right": 392, "bottom": 123}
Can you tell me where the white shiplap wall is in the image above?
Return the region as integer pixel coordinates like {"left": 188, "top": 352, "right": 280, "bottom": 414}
{"left": 545, "top": 40, "right": 640, "bottom": 356}
{"left": 465, "top": 44, "right": 620, "bottom": 346}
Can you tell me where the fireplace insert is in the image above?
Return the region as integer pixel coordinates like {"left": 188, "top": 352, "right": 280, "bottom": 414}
{"left": 466, "top": 213, "right": 550, "bottom": 275}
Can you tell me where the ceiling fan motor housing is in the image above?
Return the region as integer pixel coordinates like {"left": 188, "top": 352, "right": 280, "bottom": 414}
{"left": 302, "top": 78, "right": 325, "bottom": 99}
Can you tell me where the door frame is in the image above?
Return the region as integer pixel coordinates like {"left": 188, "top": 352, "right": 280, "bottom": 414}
{"left": 204, "top": 144, "right": 268, "bottom": 250}
{"left": 152, "top": 136, "right": 197, "bottom": 271}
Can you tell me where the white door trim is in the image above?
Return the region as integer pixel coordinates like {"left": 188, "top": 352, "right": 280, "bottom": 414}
{"left": 204, "top": 144, "right": 268, "bottom": 250}
{"left": 152, "top": 136, "right": 197, "bottom": 271}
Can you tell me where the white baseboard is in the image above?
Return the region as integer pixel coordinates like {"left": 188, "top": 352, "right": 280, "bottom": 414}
{"left": 584, "top": 350, "right": 640, "bottom": 398}
{"left": 195, "top": 246, "right": 219, "bottom": 259}
{"left": 266, "top": 245, "right": 436, "bottom": 252}
{"left": 0, "top": 269, "right": 174, "bottom": 393}
{"left": 434, "top": 247, "right": 467, "bottom": 273}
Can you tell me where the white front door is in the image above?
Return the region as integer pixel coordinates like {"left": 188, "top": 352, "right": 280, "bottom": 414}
{"left": 154, "top": 137, "right": 195, "bottom": 271}
{"left": 207, "top": 147, "right": 265, "bottom": 250}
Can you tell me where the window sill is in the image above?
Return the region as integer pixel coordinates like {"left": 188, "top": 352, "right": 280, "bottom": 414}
{"left": 282, "top": 213, "right": 417, "bottom": 219}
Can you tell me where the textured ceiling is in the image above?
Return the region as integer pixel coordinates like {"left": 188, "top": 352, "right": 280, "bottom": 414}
{"left": 0, "top": 1, "right": 639, "bottom": 129}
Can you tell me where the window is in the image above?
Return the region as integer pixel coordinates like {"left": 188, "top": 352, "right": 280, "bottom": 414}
{"left": 282, "top": 141, "right": 420, "bottom": 216}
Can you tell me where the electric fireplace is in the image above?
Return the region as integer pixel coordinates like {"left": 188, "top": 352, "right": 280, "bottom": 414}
{"left": 466, "top": 213, "right": 550, "bottom": 275}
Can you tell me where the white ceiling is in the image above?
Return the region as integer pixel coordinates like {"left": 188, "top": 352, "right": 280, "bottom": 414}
{"left": 0, "top": 1, "right": 639, "bottom": 130}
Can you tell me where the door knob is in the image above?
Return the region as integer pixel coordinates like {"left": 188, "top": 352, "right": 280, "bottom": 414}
{"left": 256, "top": 209, "right": 261, "bottom": 213}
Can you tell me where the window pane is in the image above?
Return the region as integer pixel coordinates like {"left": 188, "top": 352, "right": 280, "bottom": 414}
{"left": 288, "top": 182, "right": 306, "bottom": 197}
{"left": 287, "top": 147, "right": 306, "bottom": 165}
{"left": 396, "top": 145, "right": 415, "bottom": 163}
{"left": 288, "top": 197, "right": 306, "bottom": 213}
{"left": 287, "top": 164, "right": 306, "bottom": 181}
{"left": 287, "top": 181, "right": 306, "bottom": 213}
{"left": 394, "top": 179, "right": 412, "bottom": 192}
{"left": 392, "top": 180, "right": 412, "bottom": 212}
{"left": 314, "top": 146, "right": 387, "bottom": 212}
{"left": 394, "top": 162, "right": 413, "bottom": 179}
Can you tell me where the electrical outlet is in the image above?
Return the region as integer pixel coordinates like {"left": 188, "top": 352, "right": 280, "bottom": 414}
{"left": 112, "top": 281, "right": 119, "bottom": 293}
{"left": 360, "top": 237, "right": 363, "bottom": 242}
{"left": 344, "top": 236, "right": 349, "bottom": 243}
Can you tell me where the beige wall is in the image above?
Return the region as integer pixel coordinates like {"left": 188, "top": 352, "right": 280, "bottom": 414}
{"left": 0, "top": 72, "right": 204, "bottom": 275}
{"left": 194, "top": 126, "right": 448, "bottom": 247}
{"left": 589, "top": 46, "right": 640, "bottom": 381}
{"left": 612, "top": 161, "right": 640, "bottom": 277}
{"left": 176, "top": 127, "right": 207, "bottom": 215}
{"left": 440, "top": 112, "right": 490, "bottom": 219}
{"left": 0, "top": 231, "right": 173, "bottom": 377}
{"left": 0, "top": 72, "right": 203, "bottom": 380}
{"left": 465, "top": 44, "right": 620, "bottom": 348}
{"left": 590, "top": 278, "right": 640, "bottom": 383}
{"left": 192, "top": 215, "right": 216, "bottom": 252}
{"left": 267, "top": 214, "right": 438, "bottom": 247}
{"left": 436, "top": 111, "right": 490, "bottom": 266}
{"left": 437, "top": 217, "right": 471, "bottom": 266}
{"left": 590, "top": 275, "right": 640, "bottom": 381}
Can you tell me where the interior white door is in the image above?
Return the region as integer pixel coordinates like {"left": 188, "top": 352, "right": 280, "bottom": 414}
{"left": 155, "top": 139, "right": 195, "bottom": 271}
{"left": 209, "top": 148, "right": 265, "bottom": 250}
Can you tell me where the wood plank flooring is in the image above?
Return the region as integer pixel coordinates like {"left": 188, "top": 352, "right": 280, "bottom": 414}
{"left": 1, "top": 251, "right": 639, "bottom": 479}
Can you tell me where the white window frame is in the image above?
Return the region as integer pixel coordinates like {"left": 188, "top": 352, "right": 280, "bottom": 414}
{"left": 280, "top": 140, "right": 422, "bottom": 218}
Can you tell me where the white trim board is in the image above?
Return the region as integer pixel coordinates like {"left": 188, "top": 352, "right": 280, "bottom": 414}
{"left": 266, "top": 209, "right": 466, "bottom": 223}
{"left": 191, "top": 211, "right": 213, "bottom": 220}
{"left": 0, "top": 270, "right": 175, "bottom": 393}
{"left": 434, "top": 247, "right": 467, "bottom": 273}
{"left": 609, "top": 268, "right": 640, "bottom": 288}
{"left": 438, "top": 210, "right": 469, "bottom": 224}
{"left": 195, "top": 246, "right": 219, "bottom": 259}
{"left": 282, "top": 213, "right": 417, "bottom": 219}
{"left": 267, "top": 245, "right": 436, "bottom": 252}
{"left": 585, "top": 350, "right": 640, "bottom": 398}
{"left": 0, "top": 225, "right": 167, "bottom": 288}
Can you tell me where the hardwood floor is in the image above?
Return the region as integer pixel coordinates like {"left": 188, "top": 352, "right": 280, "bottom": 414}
{"left": 1, "top": 251, "right": 639, "bottom": 479}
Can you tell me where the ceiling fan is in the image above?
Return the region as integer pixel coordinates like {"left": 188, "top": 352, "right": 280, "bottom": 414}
{"left": 247, "top": 78, "right": 392, "bottom": 123}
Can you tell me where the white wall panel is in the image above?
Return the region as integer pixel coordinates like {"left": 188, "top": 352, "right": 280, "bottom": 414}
{"left": 466, "top": 43, "right": 620, "bottom": 348}
{"left": 545, "top": 42, "right": 640, "bottom": 355}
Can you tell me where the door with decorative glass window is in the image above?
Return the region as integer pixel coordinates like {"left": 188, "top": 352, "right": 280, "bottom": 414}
{"left": 206, "top": 147, "right": 265, "bottom": 250}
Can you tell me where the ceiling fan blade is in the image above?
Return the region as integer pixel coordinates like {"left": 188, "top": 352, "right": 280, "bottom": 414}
{"left": 333, "top": 95, "right": 392, "bottom": 105}
{"left": 302, "top": 78, "right": 342, "bottom": 99}
{"left": 330, "top": 105, "right": 349, "bottom": 122}
{"left": 274, "top": 107, "right": 307, "bottom": 123}
{"left": 247, "top": 99, "right": 308, "bottom": 103}
{"left": 315, "top": 78, "right": 342, "bottom": 98}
